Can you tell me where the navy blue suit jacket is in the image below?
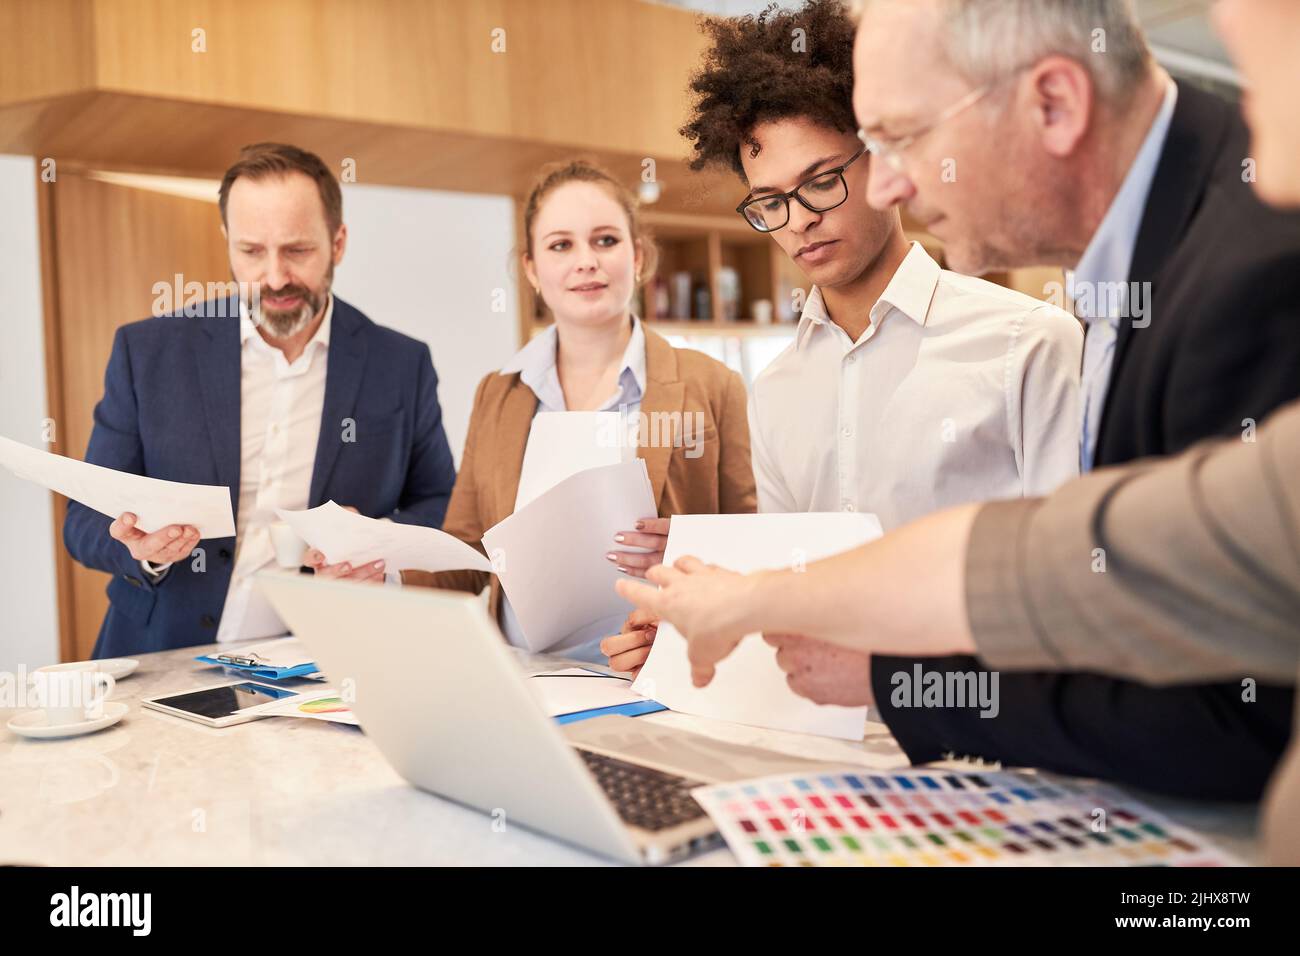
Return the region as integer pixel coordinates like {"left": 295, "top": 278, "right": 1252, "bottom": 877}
{"left": 64, "top": 295, "right": 457, "bottom": 658}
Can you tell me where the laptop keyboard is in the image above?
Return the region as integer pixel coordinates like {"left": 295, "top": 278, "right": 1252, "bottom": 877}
{"left": 577, "top": 749, "right": 709, "bottom": 832}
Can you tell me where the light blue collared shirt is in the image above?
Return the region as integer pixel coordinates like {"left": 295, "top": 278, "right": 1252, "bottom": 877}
{"left": 499, "top": 315, "right": 647, "bottom": 415}
{"left": 496, "top": 316, "right": 647, "bottom": 660}
{"left": 1071, "top": 78, "right": 1178, "bottom": 472}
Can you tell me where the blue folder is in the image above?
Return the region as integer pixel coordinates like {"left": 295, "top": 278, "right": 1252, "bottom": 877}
{"left": 193, "top": 654, "right": 320, "bottom": 681}
{"left": 553, "top": 699, "right": 668, "bottom": 724}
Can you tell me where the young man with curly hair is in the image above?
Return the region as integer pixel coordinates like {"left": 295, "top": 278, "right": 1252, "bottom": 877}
{"left": 602, "top": 0, "right": 1081, "bottom": 672}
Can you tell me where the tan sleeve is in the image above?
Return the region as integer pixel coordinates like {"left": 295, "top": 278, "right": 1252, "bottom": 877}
{"left": 716, "top": 369, "right": 758, "bottom": 515}
{"left": 402, "top": 373, "right": 493, "bottom": 596}
{"left": 965, "top": 400, "right": 1300, "bottom": 685}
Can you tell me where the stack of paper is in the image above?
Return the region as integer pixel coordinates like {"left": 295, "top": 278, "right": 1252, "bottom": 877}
{"left": 527, "top": 667, "right": 650, "bottom": 718}
{"left": 195, "top": 637, "right": 322, "bottom": 679}
{"left": 632, "top": 513, "right": 883, "bottom": 740}
{"left": 0, "top": 434, "right": 235, "bottom": 537}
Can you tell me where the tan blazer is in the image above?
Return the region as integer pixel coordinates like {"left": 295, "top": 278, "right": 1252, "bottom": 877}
{"left": 403, "top": 327, "right": 757, "bottom": 623}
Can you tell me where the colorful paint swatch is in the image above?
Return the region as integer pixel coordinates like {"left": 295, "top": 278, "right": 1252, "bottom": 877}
{"left": 691, "top": 770, "right": 1240, "bottom": 868}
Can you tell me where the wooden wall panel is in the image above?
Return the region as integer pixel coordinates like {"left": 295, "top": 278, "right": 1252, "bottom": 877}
{"left": 83, "top": 0, "right": 708, "bottom": 157}
{"left": 0, "top": 0, "right": 95, "bottom": 104}
{"left": 0, "top": 0, "right": 738, "bottom": 216}
{"left": 48, "top": 171, "right": 229, "bottom": 660}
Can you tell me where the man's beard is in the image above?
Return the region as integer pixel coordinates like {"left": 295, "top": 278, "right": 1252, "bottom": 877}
{"left": 245, "top": 270, "right": 331, "bottom": 338}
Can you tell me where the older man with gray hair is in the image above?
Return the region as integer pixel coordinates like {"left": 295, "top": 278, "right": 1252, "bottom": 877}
{"left": 852, "top": 0, "right": 1300, "bottom": 467}
{"left": 818, "top": 0, "right": 1300, "bottom": 800}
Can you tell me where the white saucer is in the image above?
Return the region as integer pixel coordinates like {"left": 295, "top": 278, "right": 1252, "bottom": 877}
{"left": 31, "top": 658, "right": 139, "bottom": 681}
{"left": 7, "top": 702, "right": 129, "bottom": 739}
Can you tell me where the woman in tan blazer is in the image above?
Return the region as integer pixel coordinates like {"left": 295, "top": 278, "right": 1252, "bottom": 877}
{"left": 404, "top": 159, "right": 756, "bottom": 658}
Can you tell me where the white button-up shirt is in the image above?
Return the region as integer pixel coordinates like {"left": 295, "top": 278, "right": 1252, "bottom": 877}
{"left": 214, "top": 296, "right": 334, "bottom": 642}
{"left": 749, "top": 243, "right": 1082, "bottom": 531}
{"left": 1071, "top": 77, "right": 1178, "bottom": 472}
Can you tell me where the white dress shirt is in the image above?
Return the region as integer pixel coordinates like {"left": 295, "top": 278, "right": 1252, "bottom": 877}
{"left": 1071, "top": 78, "right": 1178, "bottom": 472}
{"left": 496, "top": 317, "right": 647, "bottom": 659}
{"left": 749, "top": 242, "right": 1082, "bottom": 531}
{"left": 212, "top": 296, "right": 334, "bottom": 642}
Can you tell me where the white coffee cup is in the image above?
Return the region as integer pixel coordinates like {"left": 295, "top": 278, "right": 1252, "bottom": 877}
{"left": 34, "top": 670, "right": 116, "bottom": 726}
{"left": 269, "top": 520, "right": 307, "bottom": 569}
{"left": 752, "top": 299, "right": 774, "bottom": 325}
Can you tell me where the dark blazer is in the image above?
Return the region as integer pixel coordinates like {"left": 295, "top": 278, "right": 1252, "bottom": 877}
{"left": 873, "top": 82, "right": 1300, "bottom": 801}
{"left": 65, "top": 295, "right": 457, "bottom": 659}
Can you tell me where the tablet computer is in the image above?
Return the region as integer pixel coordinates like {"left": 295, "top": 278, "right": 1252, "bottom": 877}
{"left": 142, "top": 681, "right": 301, "bottom": 728}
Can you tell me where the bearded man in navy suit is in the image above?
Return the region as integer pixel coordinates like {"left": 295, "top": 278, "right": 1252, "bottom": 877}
{"left": 65, "top": 143, "right": 457, "bottom": 658}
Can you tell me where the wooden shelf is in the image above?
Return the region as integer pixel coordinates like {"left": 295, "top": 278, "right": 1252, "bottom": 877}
{"left": 603, "top": 209, "right": 804, "bottom": 335}
{"left": 516, "top": 204, "right": 1064, "bottom": 344}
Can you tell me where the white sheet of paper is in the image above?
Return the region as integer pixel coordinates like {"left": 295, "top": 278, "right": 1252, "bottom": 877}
{"left": 481, "top": 459, "right": 655, "bottom": 653}
{"left": 527, "top": 667, "right": 645, "bottom": 717}
{"left": 220, "top": 637, "right": 313, "bottom": 669}
{"left": 514, "top": 411, "right": 637, "bottom": 511}
{"left": 275, "top": 501, "right": 491, "bottom": 573}
{"left": 0, "top": 434, "right": 235, "bottom": 538}
{"left": 633, "top": 512, "right": 884, "bottom": 740}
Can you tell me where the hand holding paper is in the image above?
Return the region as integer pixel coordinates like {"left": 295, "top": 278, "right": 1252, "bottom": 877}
{"left": 109, "top": 512, "right": 202, "bottom": 565}
{"left": 300, "top": 505, "right": 390, "bottom": 583}
{"left": 276, "top": 501, "right": 491, "bottom": 574}
{"left": 482, "top": 459, "right": 656, "bottom": 653}
{"left": 618, "top": 556, "right": 757, "bottom": 686}
{"left": 609, "top": 515, "right": 671, "bottom": 578}
{"left": 624, "top": 513, "right": 883, "bottom": 740}
{"left": 0, "top": 434, "right": 235, "bottom": 538}
{"left": 599, "top": 607, "right": 660, "bottom": 676}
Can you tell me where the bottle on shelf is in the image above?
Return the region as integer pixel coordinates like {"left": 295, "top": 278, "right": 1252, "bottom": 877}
{"left": 670, "top": 271, "right": 693, "bottom": 320}
{"left": 717, "top": 266, "right": 740, "bottom": 322}
{"left": 693, "top": 282, "right": 712, "bottom": 321}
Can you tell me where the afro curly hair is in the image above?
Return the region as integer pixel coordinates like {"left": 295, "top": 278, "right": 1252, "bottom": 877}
{"left": 679, "top": 0, "right": 859, "bottom": 181}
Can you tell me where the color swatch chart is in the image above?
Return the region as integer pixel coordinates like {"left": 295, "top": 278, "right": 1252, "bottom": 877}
{"left": 691, "top": 769, "right": 1240, "bottom": 867}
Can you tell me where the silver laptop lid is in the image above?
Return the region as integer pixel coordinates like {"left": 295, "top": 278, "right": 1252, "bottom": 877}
{"left": 255, "top": 572, "right": 640, "bottom": 863}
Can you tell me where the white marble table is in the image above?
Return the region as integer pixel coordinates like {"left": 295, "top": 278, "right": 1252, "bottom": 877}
{"left": 0, "top": 643, "right": 1262, "bottom": 866}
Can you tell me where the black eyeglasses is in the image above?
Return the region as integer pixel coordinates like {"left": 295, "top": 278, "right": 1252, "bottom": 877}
{"left": 735, "top": 145, "right": 867, "bottom": 233}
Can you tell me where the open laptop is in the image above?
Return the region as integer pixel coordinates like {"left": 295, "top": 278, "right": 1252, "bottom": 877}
{"left": 256, "top": 572, "right": 834, "bottom": 865}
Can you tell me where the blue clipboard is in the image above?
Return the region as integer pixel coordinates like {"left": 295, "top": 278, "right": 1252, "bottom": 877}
{"left": 193, "top": 654, "right": 320, "bottom": 681}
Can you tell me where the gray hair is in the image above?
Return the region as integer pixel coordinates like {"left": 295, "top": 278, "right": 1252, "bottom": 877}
{"left": 857, "top": 0, "right": 1153, "bottom": 103}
